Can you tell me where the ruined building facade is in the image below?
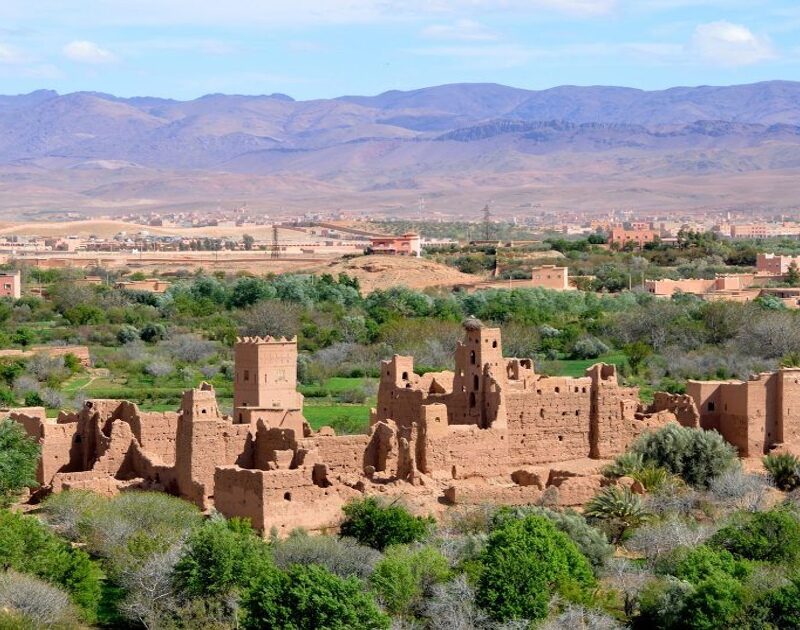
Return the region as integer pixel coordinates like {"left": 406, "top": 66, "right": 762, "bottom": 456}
{"left": 687, "top": 369, "right": 800, "bottom": 457}
{"left": 10, "top": 324, "right": 735, "bottom": 533}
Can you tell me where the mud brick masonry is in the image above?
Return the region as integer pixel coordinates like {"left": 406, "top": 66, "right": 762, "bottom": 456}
{"left": 7, "top": 321, "right": 793, "bottom": 533}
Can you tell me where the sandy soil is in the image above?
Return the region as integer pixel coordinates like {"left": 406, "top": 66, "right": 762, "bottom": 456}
{"left": 309, "top": 254, "right": 483, "bottom": 293}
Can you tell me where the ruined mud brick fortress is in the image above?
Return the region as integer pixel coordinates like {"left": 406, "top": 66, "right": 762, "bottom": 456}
{"left": 9, "top": 321, "right": 795, "bottom": 533}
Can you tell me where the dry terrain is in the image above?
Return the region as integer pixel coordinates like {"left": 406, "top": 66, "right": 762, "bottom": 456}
{"left": 2, "top": 82, "right": 800, "bottom": 218}
{"left": 310, "top": 254, "right": 483, "bottom": 292}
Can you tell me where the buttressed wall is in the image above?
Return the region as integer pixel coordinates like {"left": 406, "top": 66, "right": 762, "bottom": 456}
{"left": 13, "top": 324, "right": 707, "bottom": 533}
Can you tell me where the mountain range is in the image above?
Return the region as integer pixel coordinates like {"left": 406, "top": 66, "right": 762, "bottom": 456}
{"left": 1, "top": 81, "right": 800, "bottom": 217}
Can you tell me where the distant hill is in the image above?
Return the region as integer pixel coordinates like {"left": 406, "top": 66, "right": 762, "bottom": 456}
{"left": 1, "top": 81, "right": 799, "bottom": 216}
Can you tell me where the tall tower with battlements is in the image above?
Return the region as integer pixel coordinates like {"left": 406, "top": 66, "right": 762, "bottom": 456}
{"left": 233, "top": 337, "right": 303, "bottom": 423}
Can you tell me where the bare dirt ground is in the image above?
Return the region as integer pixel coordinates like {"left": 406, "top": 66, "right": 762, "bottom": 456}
{"left": 309, "top": 254, "right": 483, "bottom": 293}
{"left": 0, "top": 220, "right": 318, "bottom": 242}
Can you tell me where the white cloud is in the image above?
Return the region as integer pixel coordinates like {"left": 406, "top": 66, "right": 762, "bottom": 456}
{"left": 691, "top": 21, "right": 775, "bottom": 66}
{"left": 62, "top": 40, "right": 117, "bottom": 64}
{"left": 0, "top": 43, "right": 28, "bottom": 64}
{"left": 421, "top": 19, "right": 497, "bottom": 41}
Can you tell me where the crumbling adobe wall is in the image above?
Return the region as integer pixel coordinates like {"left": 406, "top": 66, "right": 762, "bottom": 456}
{"left": 214, "top": 465, "right": 357, "bottom": 534}
{"left": 778, "top": 370, "right": 800, "bottom": 445}
{"left": 423, "top": 425, "right": 508, "bottom": 479}
{"left": 174, "top": 415, "right": 251, "bottom": 508}
{"left": 505, "top": 377, "right": 592, "bottom": 466}
{"left": 127, "top": 409, "right": 179, "bottom": 466}
{"left": 302, "top": 434, "right": 371, "bottom": 477}
{"left": 11, "top": 408, "right": 80, "bottom": 485}
{"left": 649, "top": 392, "right": 700, "bottom": 428}
{"left": 588, "top": 364, "right": 641, "bottom": 459}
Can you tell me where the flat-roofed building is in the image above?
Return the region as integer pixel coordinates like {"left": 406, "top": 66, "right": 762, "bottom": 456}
{"left": 0, "top": 270, "right": 21, "bottom": 299}
{"left": 609, "top": 227, "right": 656, "bottom": 250}
{"left": 369, "top": 232, "right": 421, "bottom": 257}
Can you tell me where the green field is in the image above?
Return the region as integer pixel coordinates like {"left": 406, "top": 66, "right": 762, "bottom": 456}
{"left": 303, "top": 402, "right": 371, "bottom": 434}
{"left": 543, "top": 352, "right": 628, "bottom": 378}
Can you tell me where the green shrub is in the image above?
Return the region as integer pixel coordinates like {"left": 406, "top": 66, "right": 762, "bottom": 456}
{"left": 241, "top": 563, "right": 390, "bottom": 630}
{"left": 584, "top": 486, "right": 649, "bottom": 543}
{"left": 0, "top": 510, "right": 102, "bottom": 622}
{"left": 340, "top": 498, "right": 434, "bottom": 551}
{"left": 116, "top": 325, "right": 139, "bottom": 345}
{"left": 173, "top": 517, "right": 272, "bottom": 599}
{"left": 140, "top": 322, "right": 167, "bottom": 343}
{"left": 763, "top": 453, "right": 800, "bottom": 491}
{"left": 0, "top": 419, "right": 40, "bottom": 508}
{"left": 23, "top": 391, "right": 43, "bottom": 407}
{"left": 631, "top": 424, "right": 737, "bottom": 488}
{"left": 680, "top": 572, "right": 747, "bottom": 630}
{"left": 670, "top": 545, "right": 751, "bottom": 584}
{"left": 636, "top": 571, "right": 749, "bottom": 630}
{"left": 491, "top": 506, "right": 613, "bottom": 571}
{"left": 709, "top": 508, "right": 800, "bottom": 563}
{"left": 475, "top": 514, "right": 595, "bottom": 622}
{"left": 42, "top": 490, "right": 203, "bottom": 577}
{"left": 370, "top": 546, "right": 450, "bottom": 617}
{"left": 761, "top": 574, "right": 800, "bottom": 629}
{"left": 272, "top": 531, "right": 380, "bottom": 580}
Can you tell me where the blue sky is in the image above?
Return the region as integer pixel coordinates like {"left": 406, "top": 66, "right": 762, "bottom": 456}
{"left": 0, "top": 0, "right": 798, "bottom": 100}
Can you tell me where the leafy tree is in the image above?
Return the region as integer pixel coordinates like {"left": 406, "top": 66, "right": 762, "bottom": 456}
{"left": 680, "top": 572, "right": 746, "bottom": 630}
{"left": 709, "top": 508, "right": 800, "bottom": 563}
{"left": 669, "top": 545, "right": 751, "bottom": 584}
{"left": 623, "top": 341, "right": 652, "bottom": 374}
{"left": 0, "top": 419, "right": 40, "bottom": 507}
{"left": 630, "top": 424, "right": 737, "bottom": 488}
{"left": 475, "top": 514, "right": 594, "bottom": 622}
{"left": 787, "top": 261, "right": 800, "bottom": 287}
{"left": 173, "top": 517, "right": 272, "bottom": 599}
{"left": 570, "top": 336, "right": 609, "bottom": 360}
{"left": 11, "top": 328, "right": 34, "bottom": 348}
{"left": 139, "top": 322, "right": 167, "bottom": 343}
{"left": 761, "top": 573, "right": 800, "bottom": 628}
{"left": 116, "top": 324, "right": 139, "bottom": 345}
{"left": 227, "top": 277, "right": 275, "bottom": 309}
{"left": 491, "top": 506, "right": 613, "bottom": 571}
{"left": 763, "top": 452, "right": 800, "bottom": 491}
{"left": 242, "top": 234, "right": 255, "bottom": 251}
{"left": 241, "top": 563, "right": 390, "bottom": 630}
{"left": 340, "top": 498, "right": 434, "bottom": 551}
{"left": 0, "top": 509, "right": 102, "bottom": 621}
{"left": 63, "top": 304, "right": 106, "bottom": 325}
{"left": 370, "top": 546, "right": 450, "bottom": 617}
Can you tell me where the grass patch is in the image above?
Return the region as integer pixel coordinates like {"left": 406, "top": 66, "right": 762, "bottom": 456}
{"left": 303, "top": 402, "right": 371, "bottom": 434}
{"left": 60, "top": 374, "right": 93, "bottom": 393}
{"left": 543, "top": 351, "right": 627, "bottom": 378}
{"left": 299, "top": 376, "right": 371, "bottom": 398}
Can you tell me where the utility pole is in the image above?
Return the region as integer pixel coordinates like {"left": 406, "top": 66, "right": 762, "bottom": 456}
{"left": 482, "top": 203, "right": 492, "bottom": 241}
{"left": 270, "top": 225, "right": 280, "bottom": 259}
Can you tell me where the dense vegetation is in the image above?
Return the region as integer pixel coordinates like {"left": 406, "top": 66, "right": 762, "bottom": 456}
{"left": 4, "top": 243, "right": 800, "bottom": 432}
